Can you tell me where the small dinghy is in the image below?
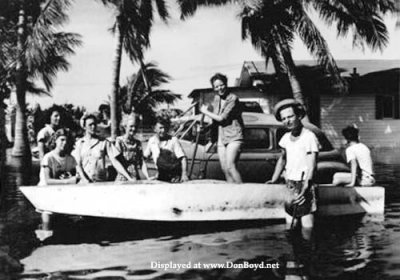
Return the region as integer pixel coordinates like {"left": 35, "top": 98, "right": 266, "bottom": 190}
{"left": 19, "top": 180, "right": 384, "bottom": 221}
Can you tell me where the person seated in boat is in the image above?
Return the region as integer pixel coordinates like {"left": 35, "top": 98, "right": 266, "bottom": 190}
{"left": 199, "top": 73, "right": 244, "bottom": 184}
{"left": 114, "top": 114, "right": 150, "bottom": 181}
{"left": 38, "top": 128, "right": 78, "bottom": 185}
{"left": 266, "top": 99, "right": 319, "bottom": 230}
{"left": 37, "top": 106, "right": 62, "bottom": 161}
{"left": 144, "top": 116, "right": 189, "bottom": 183}
{"left": 73, "top": 114, "right": 135, "bottom": 183}
{"left": 37, "top": 128, "right": 78, "bottom": 237}
{"left": 332, "top": 126, "right": 375, "bottom": 186}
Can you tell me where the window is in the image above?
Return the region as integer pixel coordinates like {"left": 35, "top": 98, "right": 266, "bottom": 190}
{"left": 376, "top": 94, "right": 400, "bottom": 119}
{"left": 243, "top": 128, "right": 271, "bottom": 150}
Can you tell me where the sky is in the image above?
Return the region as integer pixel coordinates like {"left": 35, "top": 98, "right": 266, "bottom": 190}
{"left": 29, "top": 1, "right": 400, "bottom": 111}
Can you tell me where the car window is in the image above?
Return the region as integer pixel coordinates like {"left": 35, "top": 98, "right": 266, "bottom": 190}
{"left": 240, "top": 101, "right": 263, "bottom": 113}
{"left": 243, "top": 128, "right": 271, "bottom": 150}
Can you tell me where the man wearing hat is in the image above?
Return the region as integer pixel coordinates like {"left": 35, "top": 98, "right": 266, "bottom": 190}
{"left": 267, "top": 99, "right": 319, "bottom": 230}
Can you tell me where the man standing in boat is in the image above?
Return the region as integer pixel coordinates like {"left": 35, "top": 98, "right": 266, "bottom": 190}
{"left": 144, "top": 116, "right": 189, "bottom": 182}
{"left": 267, "top": 99, "right": 319, "bottom": 230}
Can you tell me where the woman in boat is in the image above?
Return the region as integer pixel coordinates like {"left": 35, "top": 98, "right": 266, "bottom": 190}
{"left": 73, "top": 114, "right": 135, "bottom": 183}
{"left": 38, "top": 128, "right": 78, "bottom": 186}
{"left": 114, "top": 114, "right": 150, "bottom": 181}
{"left": 37, "top": 106, "right": 62, "bottom": 161}
{"left": 37, "top": 128, "right": 78, "bottom": 237}
{"left": 200, "top": 73, "right": 244, "bottom": 183}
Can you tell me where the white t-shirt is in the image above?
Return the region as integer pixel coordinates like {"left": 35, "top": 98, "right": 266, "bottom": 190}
{"left": 345, "top": 142, "right": 374, "bottom": 178}
{"left": 38, "top": 150, "right": 77, "bottom": 186}
{"left": 144, "top": 135, "right": 185, "bottom": 164}
{"left": 279, "top": 128, "right": 320, "bottom": 181}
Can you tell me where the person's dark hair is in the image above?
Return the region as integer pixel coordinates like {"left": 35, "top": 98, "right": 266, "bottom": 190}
{"left": 49, "top": 128, "right": 74, "bottom": 154}
{"left": 154, "top": 116, "right": 170, "bottom": 128}
{"left": 46, "top": 105, "right": 63, "bottom": 124}
{"left": 98, "top": 104, "right": 110, "bottom": 115}
{"left": 82, "top": 114, "right": 98, "bottom": 127}
{"left": 342, "top": 126, "right": 359, "bottom": 142}
{"left": 210, "top": 73, "right": 228, "bottom": 87}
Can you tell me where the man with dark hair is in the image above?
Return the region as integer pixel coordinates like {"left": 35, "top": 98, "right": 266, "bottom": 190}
{"left": 267, "top": 99, "right": 319, "bottom": 230}
{"left": 333, "top": 126, "right": 375, "bottom": 186}
{"left": 144, "top": 116, "right": 189, "bottom": 182}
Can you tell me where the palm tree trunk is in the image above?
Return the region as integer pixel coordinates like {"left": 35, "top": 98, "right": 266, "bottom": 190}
{"left": 110, "top": 18, "right": 123, "bottom": 140}
{"left": 274, "top": 35, "right": 310, "bottom": 122}
{"left": 12, "top": 7, "right": 31, "bottom": 159}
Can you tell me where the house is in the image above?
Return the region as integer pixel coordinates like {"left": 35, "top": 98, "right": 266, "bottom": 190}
{"left": 320, "top": 68, "right": 400, "bottom": 148}
{"left": 189, "top": 60, "right": 400, "bottom": 148}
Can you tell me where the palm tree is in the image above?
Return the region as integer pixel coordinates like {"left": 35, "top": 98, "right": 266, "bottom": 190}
{"left": 0, "top": 0, "right": 82, "bottom": 158}
{"left": 99, "top": 0, "right": 169, "bottom": 139}
{"left": 178, "top": 0, "right": 395, "bottom": 118}
{"left": 119, "top": 62, "right": 181, "bottom": 125}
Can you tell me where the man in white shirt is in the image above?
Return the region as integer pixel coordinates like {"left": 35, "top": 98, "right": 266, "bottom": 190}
{"left": 267, "top": 99, "right": 319, "bottom": 230}
{"left": 144, "top": 117, "right": 189, "bottom": 182}
{"left": 333, "top": 126, "right": 375, "bottom": 186}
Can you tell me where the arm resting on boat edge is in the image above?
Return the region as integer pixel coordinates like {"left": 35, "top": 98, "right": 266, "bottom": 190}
{"left": 180, "top": 157, "right": 189, "bottom": 182}
{"left": 266, "top": 149, "right": 286, "bottom": 184}
{"left": 42, "top": 167, "right": 78, "bottom": 185}
{"left": 345, "top": 159, "right": 357, "bottom": 187}
{"left": 141, "top": 161, "right": 150, "bottom": 180}
{"left": 110, "top": 156, "right": 136, "bottom": 182}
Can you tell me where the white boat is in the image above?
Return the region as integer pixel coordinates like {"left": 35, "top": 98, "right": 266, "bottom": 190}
{"left": 19, "top": 180, "right": 384, "bottom": 222}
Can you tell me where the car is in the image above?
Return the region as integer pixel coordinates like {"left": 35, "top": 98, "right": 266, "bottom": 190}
{"left": 176, "top": 112, "right": 349, "bottom": 184}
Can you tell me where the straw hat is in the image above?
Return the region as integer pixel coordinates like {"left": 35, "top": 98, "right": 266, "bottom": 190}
{"left": 273, "top": 99, "right": 306, "bottom": 121}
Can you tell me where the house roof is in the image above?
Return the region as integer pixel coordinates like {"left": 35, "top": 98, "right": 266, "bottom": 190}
{"left": 351, "top": 68, "right": 400, "bottom": 93}
{"left": 243, "top": 59, "right": 400, "bottom": 77}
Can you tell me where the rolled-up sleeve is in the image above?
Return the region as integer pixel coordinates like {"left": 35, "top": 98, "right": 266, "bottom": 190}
{"left": 105, "top": 140, "right": 120, "bottom": 159}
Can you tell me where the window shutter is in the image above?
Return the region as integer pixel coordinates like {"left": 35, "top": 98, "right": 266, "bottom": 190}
{"left": 375, "top": 95, "right": 383, "bottom": 119}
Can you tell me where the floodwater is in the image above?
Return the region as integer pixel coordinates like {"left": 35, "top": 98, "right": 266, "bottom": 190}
{"left": 0, "top": 150, "right": 399, "bottom": 280}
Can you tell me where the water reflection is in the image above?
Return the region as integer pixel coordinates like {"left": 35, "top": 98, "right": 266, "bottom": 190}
{"left": 0, "top": 152, "right": 399, "bottom": 279}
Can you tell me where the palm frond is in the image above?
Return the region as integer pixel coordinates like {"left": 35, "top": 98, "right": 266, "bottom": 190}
{"left": 177, "top": 0, "right": 234, "bottom": 20}
{"left": 26, "top": 80, "right": 50, "bottom": 96}
{"left": 295, "top": 8, "right": 346, "bottom": 92}
{"left": 310, "top": 0, "right": 391, "bottom": 51}
{"left": 155, "top": 0, "right": 170, "bottom": 22}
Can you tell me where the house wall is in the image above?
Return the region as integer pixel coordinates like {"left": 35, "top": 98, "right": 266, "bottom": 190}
{"left": 320, "top": 95, "right": 400, "bottom": 148}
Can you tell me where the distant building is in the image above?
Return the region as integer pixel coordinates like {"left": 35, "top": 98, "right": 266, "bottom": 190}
{"left": 189, "top": 60, "right": 400, "bottom": 148}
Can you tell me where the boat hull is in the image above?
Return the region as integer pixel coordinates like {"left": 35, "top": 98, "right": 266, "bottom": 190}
{"left": 19, "top": 180, "right": 384, "bottom": 221}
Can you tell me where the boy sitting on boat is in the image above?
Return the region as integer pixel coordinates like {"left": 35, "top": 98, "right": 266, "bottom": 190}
{"left": 332, "top": 126, "right": 375, "bottom": 186}
{"left": 267, "top": 99, "right": 319, "bottom": 231}
{"left": 144, "top": 116, "right": 189, "bottom": 183}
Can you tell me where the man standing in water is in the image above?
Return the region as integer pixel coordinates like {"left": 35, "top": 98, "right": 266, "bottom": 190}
{"left": 267, "top": 99, "right": 319, "bottom": 231}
